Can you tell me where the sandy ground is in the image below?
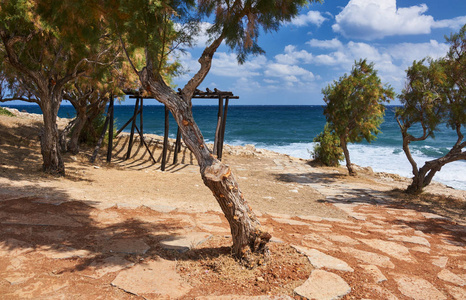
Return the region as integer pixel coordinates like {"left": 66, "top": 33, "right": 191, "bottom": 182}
{"left": 0, "top": 108, "right": 465, "bottom": 299}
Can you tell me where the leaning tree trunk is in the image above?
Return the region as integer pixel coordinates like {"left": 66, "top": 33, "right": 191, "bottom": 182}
{"left": 39, "top": 94, "right": 65, "bottom": 175}
{"left": 340, "top": 137, "right": 356, "bottom": 176}
{"left": 140, "top": 70, "right": 271, "bottom": 264}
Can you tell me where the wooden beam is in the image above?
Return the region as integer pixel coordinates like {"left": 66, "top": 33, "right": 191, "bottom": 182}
{"left": 173, "top": 127, "right": 182, "bottom": 164}
{"left": 161, "top": 106, "right": 169, "bottom": 171}
{"left": 218, "top": 96, "right": 229, "bottom": 161}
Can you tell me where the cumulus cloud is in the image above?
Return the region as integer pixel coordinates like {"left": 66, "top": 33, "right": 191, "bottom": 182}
{"left": 274, "top": 45, "right": 313, "bottom": 65}
{"left": 307, "top": 38, "right": 343, "bottom": 49}
{"left": 332, "top": 0, "right": 435, "bottom": 40}
{"left": 290, "top": 11, "right": 327, "bottom": 27}
{"left": 433, "top": 16, "right": 466, "bottom": 30}
{"left": 211, "top": 52, "right": 267, "bottom": 77}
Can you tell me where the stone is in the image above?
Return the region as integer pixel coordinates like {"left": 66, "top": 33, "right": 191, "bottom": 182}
{"left": 4, "top": 273, "right": 34, "bottom": 285}
{"left": 393, "top": 274, "right": 447, "bottom": 300}
{"left": 292, "top": 246, "right": 354, "bottom": 272}
{"left": 0, "top": 238, "right": 34, "bottom": 256}
{"left": 272, "top": 218, "right": 310, "bottom": 226}
{"left": 298, "top": 215, "right": 323, "bottom": 222}
{"left": 437, "top": 269, "right": 466, "bottom": 286}
{"left": 432, "top": 256, "right": 449, "bottom": 268}
{"left": 445, "top": 285, "right": 466, "bottom": 300}
{"left": 39, "top": 246, "right": 94, "bottom": 259}
{"left": 411, "top": 246, "right": 431, "bottom": 253}
{"left": 111, "top": 259, "right": 191, "bottom": 298}
{"left": 340, "top": 247, "right": 395, "bottom": 269}
{"left": 326, "top": 234, "right": 359, "bottom": 245}
{"left": 366, "top": 284, "right": 399, "bottom": 300}
{"left": 359, "top": 238, "right": 415, "bottom": 262}
{"left": 195, "top": 296, "right": 293, "bottom": 300}
{"left": 294, "top": 269, "right": 351, "bottom": 300}
{"left": 85, "top": 256, "right": 135, "bottom": 279}
{"left": 360, "top": 264, "right": 387, "bottom": 283}
{"left": 421, "top": 212, "right": 447, "bottom": 220}
{"left": 143, "top": 204, "right": 177, "bottom": 213}
{"left": 388, "top": 235, "right": 430, "bottom": 247}
{"left": 104, "top": 238, "right": 150, "bottom": 255}
{"left": 159, "top": 232, "right": 212, "bottom": 253}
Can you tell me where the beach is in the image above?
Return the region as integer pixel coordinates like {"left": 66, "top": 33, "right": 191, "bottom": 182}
{"left": 0, "top": 108, "right": 465, "bottom": 299}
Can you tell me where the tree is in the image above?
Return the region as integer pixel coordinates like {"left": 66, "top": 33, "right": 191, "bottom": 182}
{"left": 0, "top": 0, "right": 111, "bottom": 174}
{"left": 396, "top": 25, "right": 466, "bottom": 194}
{"left": 103, "top": 0, "right": 318, "bottom": 264}
{"left": 312, "top": 123, "right": 344, "bottom": 167}
{"left": 322, "top": 59, "right": 394, "bottom": 175}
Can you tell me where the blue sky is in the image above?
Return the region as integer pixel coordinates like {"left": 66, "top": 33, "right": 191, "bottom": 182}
{"left": 174, "top": 0, "right": 466, "bottom": 105}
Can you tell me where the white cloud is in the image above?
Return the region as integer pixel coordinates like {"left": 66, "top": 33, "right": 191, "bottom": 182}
{"left": 433, "top": 16, "right": 466, "bottom": 30}
{"left": 290, "top": 11, "right": 327, "bottom": 27}
{"left": 332, "top": 0, "right": 434, "bottom": 40}
{"left": 264, "top": 63, "right": 316, "bottom": 87}
{"left": 307, "top": 38, "right": 343, "bottom": 49}
{"left": 211, "top": 52, "right": 266, "bottom": 77}
{"left": 274, "top": 45, "right": 313, "bottom": 65}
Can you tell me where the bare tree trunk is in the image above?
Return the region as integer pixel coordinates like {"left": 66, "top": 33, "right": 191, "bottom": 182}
{"left": 67, "top": 107, "right": 87, "bottom": 154}
{"left": 40, "top": 95, "right": 65, "bottom": 175}
{"left": 140, "top": 70, "right": 270, "bottom": 264}
{"left": 340, "top": 136, "right": 356, "bottom": 176}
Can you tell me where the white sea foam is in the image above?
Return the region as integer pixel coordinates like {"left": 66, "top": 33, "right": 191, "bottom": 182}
{"left": 257, "top": 142, "right": 466, "bottom": 191}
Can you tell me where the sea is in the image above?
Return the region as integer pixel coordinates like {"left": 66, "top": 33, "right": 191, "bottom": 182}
{"left": 4, "top": 104, "right": 466, "bottom": 191}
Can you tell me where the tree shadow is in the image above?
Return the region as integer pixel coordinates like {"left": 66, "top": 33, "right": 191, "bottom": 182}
{"left": 0, "top": 183, "right": 228, "bottom": 277}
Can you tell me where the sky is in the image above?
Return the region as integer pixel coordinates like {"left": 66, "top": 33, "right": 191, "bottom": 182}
{"left": 4, "top": 0, "right": 466, "bottom": 107}
{"left": 173, "top": 0, "right": 466, "bottom": 106}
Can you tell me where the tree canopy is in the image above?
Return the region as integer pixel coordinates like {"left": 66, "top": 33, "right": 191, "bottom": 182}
{"left": 396, "top": 24, "right": 466, "bottom": 194}
{"left": 322, "top": 59, "right": 394, "bottom": 175}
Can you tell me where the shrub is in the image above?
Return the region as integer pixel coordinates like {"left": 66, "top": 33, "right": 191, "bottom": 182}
{"left": 0, "top": 107, "right": 15, "bottom": 117}
{"left": 312, "top": 123, "right": 344, "bottom": 167}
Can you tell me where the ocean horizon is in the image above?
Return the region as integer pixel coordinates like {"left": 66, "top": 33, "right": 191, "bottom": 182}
{"left": 4, "top": 104, "right": 466, "bottom": 191}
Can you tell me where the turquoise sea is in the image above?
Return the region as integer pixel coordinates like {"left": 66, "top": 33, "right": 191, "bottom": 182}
{"left": 5, "top": 104, "right": 466, "bottom": 190}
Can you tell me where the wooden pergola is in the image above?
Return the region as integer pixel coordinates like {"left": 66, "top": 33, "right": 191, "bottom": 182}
{"left": 92, "top": 88, "right": 238, "bottom": 171}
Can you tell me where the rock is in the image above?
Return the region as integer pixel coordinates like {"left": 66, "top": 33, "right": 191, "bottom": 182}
{"left": 445, "top": 285, "right": 466, "bottom": 300}
{"left": 103, "top": 238, "right": 150, "bottom": 255}
{"left": 84, "top": 256, "right": 135, "bottom": 279}
{"left": 388, "top": 235, "right": 431, "bottom": 247}
{"left": 326, "top": 234, "right": 359, "bottom": 245}
{"left": 437, "top": 269, "right": 466, "bottom": 286}
{"left": 111, "top": 259, "right": 191, "bottom": 298}
{"left": 292, "top": 246, "right": 354, "bottom": 272}
{"left": 360, "top": 264, "right": 387, "bottom": 283}
{"left": 159, "top": 232, "right": 212, "bottom": 253}
{"left": 38, "top": 246, "right": 95, "bottom": 259}
{"left": 340, "top": 247, "right": 395, "bottom": 269}
{"left": 393, "top": 274, "right": 447, "bottom": 300}
{"left": 294, "top": 269, "right": 351, "bottom": 300}
{"left": 272, "top": 218, "right": 310, "bottom": 226}
{"left": 359, "top": 238, "right": 415, "bottom": 262}
{"left": 432, "top": 256, "right": 449, "bottom": 268}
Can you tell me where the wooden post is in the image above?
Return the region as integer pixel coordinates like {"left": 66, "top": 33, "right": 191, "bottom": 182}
{"left": 140, "top": 98, "right": 144, "bottom": 135}
{"left": 218, "top": 96, "right": 229, "bottom": 160}
{"left": 213, "top": 96, "right": 223, "bottom": 156}
{"left": 161, "top": 105, "right": 169, "bottom": 171}
{"left": 126, "top": 97, "right": 140, "bottom": 160}
{"left": 106, "top": 95, "right": 114, "bottom": 162}
{"left": 173, "top": 127, "right": 182, "bottom": 164}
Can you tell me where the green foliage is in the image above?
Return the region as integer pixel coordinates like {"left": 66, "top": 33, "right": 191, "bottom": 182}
{"left": 79, "top": 113, "right": 113, "bottom": 147}
{"left": 0, "top": 107, "right": 15, "bottom": 117}
{"left": 396, "top": 24, "right": 466, "bottom": 194}
{"left": 312, "top": 123, "right": 344, "bottom": 167}
{"left": 323, "top": 59, "right": 395, "bottom": 144}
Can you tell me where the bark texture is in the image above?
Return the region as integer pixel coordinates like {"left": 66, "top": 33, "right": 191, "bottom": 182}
{"left": 340, "top": 137, "right": 356, "bottom": 176}
{"left": 139, "top": 68, "right": 271, "bottom": 263}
